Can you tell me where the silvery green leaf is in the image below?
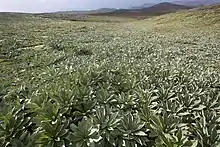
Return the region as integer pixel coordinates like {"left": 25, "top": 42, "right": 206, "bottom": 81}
{"left": 92, "top": 136, "right": 102, "bottom": 142}
{"left": 88, "top": 128, "right": 99, "bottom": 136}
{"left": 191, "top": 140, "right": 198, "bottom": 147}
{"left": 178, "top": 112, "right": 191, "bottom": 116}
{"left": 193, "top": 105, "right": 206, "bottom": 111}
{"left": 135, "top": 131, "right": 147, "bottom": 136}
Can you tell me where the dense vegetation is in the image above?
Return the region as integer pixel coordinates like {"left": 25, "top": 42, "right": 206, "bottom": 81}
{"left": 0, "top": 5, "right": 220, "bottom": 147}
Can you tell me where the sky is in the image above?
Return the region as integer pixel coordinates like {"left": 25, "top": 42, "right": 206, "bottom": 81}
{"left": 0, "top": 0, "right": 167, "bottom": 13}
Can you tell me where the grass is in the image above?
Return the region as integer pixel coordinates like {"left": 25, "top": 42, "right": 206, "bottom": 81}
{"left": 0, "top": 4, "right": 220, "bottom": 147}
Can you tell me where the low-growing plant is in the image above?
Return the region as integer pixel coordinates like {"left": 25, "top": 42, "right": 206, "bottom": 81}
{"left": 0, "top": 6, "right": 220, "bottom": 147}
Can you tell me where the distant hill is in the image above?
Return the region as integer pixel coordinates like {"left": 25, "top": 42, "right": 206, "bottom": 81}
{"left": 173, "top": 0, "right": 220, "bottom": 6}
{"left": 131, "top": 3, "right": 155, "bottom": 9}
{"left": 37, "top": 1, "right": 220, "bottom": 20}
{"left": 141, "top": 2, "right": 191, "bottom": 13}
{"left": 88, "top": 8, "right": 117, "bottom": 14}
{"left": 131, "top": 0, "right": 220, "bottom": 10}
{"left": 49, "top": 8, "right": 117, "bottom": 15}
{"left": 92, "top": 2, "right": 192, "bottom": 18}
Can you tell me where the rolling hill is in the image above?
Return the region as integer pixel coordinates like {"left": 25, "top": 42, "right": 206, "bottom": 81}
{"left": 173, "top": 0, "right": 220, "bottom": 6}
{"left": 92, "top": 2, "right": 192, "bottom": 18}
{"left": 35, "top": 0, "right": 220, "bottom": 20}
{"left": 141, "top": 2, "right": 191, "bottom": 12}
{"left": 131, "top": 3, "right": 155, "bottom": 9}
{"left": 131, "top": 0, "right": 220, "bottom": 9}
{"left": 88, "top": 8, "right": 117, "bottom": 14}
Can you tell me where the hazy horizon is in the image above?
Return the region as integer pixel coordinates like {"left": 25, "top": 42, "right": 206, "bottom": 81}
{"left": 0, "top": 0, "right": 174, "bottom": 13}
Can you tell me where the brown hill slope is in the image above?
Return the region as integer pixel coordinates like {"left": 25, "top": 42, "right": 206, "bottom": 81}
{"left": 92, "top": 2, "right": 192, "bottom": 18}
{"left": 142, "top": 2, "right": 191, "bottom": 12}
{"left": 142, "top": 4, "right": 220, "bottom": 31}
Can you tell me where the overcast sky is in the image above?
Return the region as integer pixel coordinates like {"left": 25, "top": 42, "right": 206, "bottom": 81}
{"left": 0, "top": 0, "right": 168, "bottom": 12}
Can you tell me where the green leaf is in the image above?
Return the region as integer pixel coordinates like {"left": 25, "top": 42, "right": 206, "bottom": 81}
{"left": 70, "top": 123, "right": 78, "bottom": 132}
{"left": 193, "top": 105, "right": 206, "bottom": 111}
{"left": 178, "top": 112, "right": 191, "bottom": 116}
{"left": 191, "top": 140, "right": 198, "bottom": 147}
{"left": 11, "top": 139, "right": 24, "bottom": 147}
{"left": 135, "top": 131, "right": 147, "bottom": 136}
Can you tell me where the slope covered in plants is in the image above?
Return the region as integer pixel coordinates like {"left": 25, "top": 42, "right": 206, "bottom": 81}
{"left": 0, "top": 5, "right": 220, "bottom": 147}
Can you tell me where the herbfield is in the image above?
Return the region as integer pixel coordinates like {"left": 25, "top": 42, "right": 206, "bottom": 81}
{"left": 0, "top": 5, "right": 220, "bottom": 147}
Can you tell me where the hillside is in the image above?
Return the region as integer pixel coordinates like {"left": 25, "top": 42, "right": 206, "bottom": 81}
{"left": 148, "top": 4, "right": 220, "bottom": 28}
{"left": 35, "top": 1, "right": 219, "bottom": 20}
{"left": 132, "top": 0, "right": 220, "bottom": 9}
{"left": 173, "top": 0, "right": 220, "bottom": 6}
{"left": 131, "top": 3, "right": 155, "bottom": 9}
{"left": 142, "top": 2, "right": 191, "bottom": 12}
{"left": 0, "top": 4, "right": 220, "bottom": 147}
{"left": 92, "top": 2, "right": 192, "bottom": 18}
{"left": 88, "top": 8, "right": 117, "bottom": 14}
